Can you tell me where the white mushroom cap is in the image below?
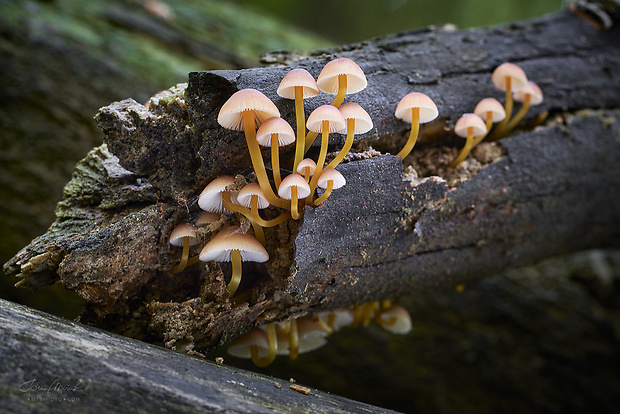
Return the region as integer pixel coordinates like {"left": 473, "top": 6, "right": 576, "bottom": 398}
{"left": 317, "top": 308, "right": 355, "bottom": 332}
{"left": 278, "top": 174, "right": 311, "bottom": 200}
{"left": 169, "top": 223, "right": 199, "bottom": 247}
{"left": 473, "top": 97, "right": 506, "bottom": 123}
{"left": 217, "top": 89, "right": 280, "bottom": 131}
{"left": 378, "top": 305, "right": 412, "bottom": 335}
{"left": 276, "top": 319, "right": 329, "bottom": 355}
{"left": 394, "top": 92, "right": 439, "bottom": 124}
{"left": 338, "top": 102, "right": 373, "bottom": 134}
{"left": 255, "top": 117, "right": 295, "bottom": 147}
{"left": 199, "top": 226, "right": 269, "bottom": 263}
{"left": 277, "top": 68, "right": 320, "bottom": 99}
{"left": 317, "top": 58, "right": 367, "bottom": 95}
{"left": 296, "top": 158, "right": 317, "bottom": 176}
{"left": 317, "top": 169, "right": 346, "bottom": 190}
{"left": 198, "top": 176, "right": 236, "bottom": 213}
{"left": 454, "top": 113, "right": 487, "bottom": 138}
{"left": 236, "top": 183, "right": 270, "bottom": 209}
{"left": 306, "top": 105, "right": 346, "bottom": 133}
{"left": 491, "top": 62, "right": 528, "bottom": 91}
{"left": 513, "top": 81, "right": 544, "bottom": 105}
{"left": 227, "top": 327, "right": 271, "bottom": 358}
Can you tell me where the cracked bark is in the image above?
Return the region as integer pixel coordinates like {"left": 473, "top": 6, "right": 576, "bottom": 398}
{"left": 3, "top": 9, "right": 620, "bottom": 356}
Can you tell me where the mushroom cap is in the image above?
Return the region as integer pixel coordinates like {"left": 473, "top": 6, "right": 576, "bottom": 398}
{"left": 491, "top": 62, "right": 528, "bottom": 91}
{"left": 199, "top": 226, "right": 269, "bottom": 263}
{"left": 169, "top": 223, "right": 199, "bottom": 247}
{"left": 198, "top": 176, "right": 236, "bottom": 213}
{"left": 306, "top": 104, "right": 347, "bottom": 133}
{"left": 454, "top": 113, "right": 488, "bottom": 138}
{"left": 195, "top": 211, "right": 221, "bottom": 226}
{"left": 473, "top": 97, "right": 506, "bottom": 123}
{"left": 394, "top": 92, "right": 439, "bottom": 124}
{"left": 277, "top": 68, "right": 320, "bottom": 99}
{"left": 316, "top": 57, "right": 367, "bottom": 95}
{"left": 338, "top": 102, "right": 373, "bottom": 134}
{"left": 276, "top": 319, "right": 329, "bottom": 355}
{"left": 278, "top": 174, "right": 311, "bottom": 200}
{"left": 227, "top": 327, "right": 271, "bottom": 359}
{"left": 296, "top": 158, "right": 317, "bottom": 176}
{"left": 255, "top": 117, "right": 296, "bottom": 147}
{"left": 217, "top": 89, "right": 280, "bottom": 131}
{"left": 236, "top": 183, "right": 270, "bottom": 209}
{"left": 378, "top": 305, "right": 412, "bottom": 335}
{"left": 513, "top": 81, "right": 544, "bottom": 105}
{"left": 317, "top": 169, "right": 346, "bottom": 190}
{"left": 317, "top": 308, "right": 355, "bottom": 332}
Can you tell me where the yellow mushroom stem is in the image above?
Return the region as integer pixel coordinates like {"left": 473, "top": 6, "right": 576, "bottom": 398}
{"left": 395, "top": 107, "right": 420, "bottom": 159}
{"left": 487, "top": 77, "right": 514, "bottom": 141}
{"left": 292, "top": 86, "right": 306, "bottom": 172}
{"left": 227, "top": 249, "right": 243, "bottom": 297}
{"left": 270, "top": 134, "right": 282, "bottom": 188}
{"left": 471, "top": 112, "right": 494, "bottom": 148}
{"left": 250, "top": 323, "right": 278, "bottom": 367}
{"left": 169, "top": 237, "right": 191, "bottom": 274}
{"left": 288, "top": 318, "right": 299, "bottom": 361}
{"left": 505, "top": 94, "right": 532, "bottom": 133}
{"left": 325, "top": 117, "right": 355, "bottom": 171}
{"left": 250, "top": 196, "right": 291, "bottom": 227}
{"left": 242, "top": 111, "right": 288, "bottom": 208}
{"left": 449, "top": 127, "right": 476, "bottom": 168}
{"left": 313, "top": 180, "right": 334, "bottom": 206}
{"left": 186, "top": 255, "right": 201, "bottom": 267}
{"left": 314, "top": 314, "right": 334, "bottom": 334}
{"left": 222, "top": 192, "right": 265, "bottom": 246}
{"left": 307, "top": 120, "right": 330, "bottom": 204}
{"left": 290, "top": 186, "right": 302, "bottom": 220}
{"left": 303, "top": 74, "right": 348, "bottom": 156}
{"left": 302, "top": 169, "right": 312, "bottom": 183}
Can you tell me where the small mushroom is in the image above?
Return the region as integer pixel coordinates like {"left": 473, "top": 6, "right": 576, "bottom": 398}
{"left": 278, "top": 174, "right": 311, "bottom": 220}
{"left": 296, "top": 158, "right": 317, "bottom": 183}
{"left": 227, "top": 324, "right": 278, "bottom": 367}
{"left": 489, "top": 62, "right": 528, "bottom": 138}
{"left": 217, "top": 89, "right": 287, "bottom": 208}
{"left": 277, "top": 318, "right": 328, "bottom": 360}
{"left": 315, "top": 308, "right": 355, "bottom": 334}
{"left": 505, "top": 81, "right": 544, "bottom": 133}
{"left": 236, "top": 183, "right": 291, "bottom": 228}
{"left": 394, "top": 92, "right": 439, "bottom": 159}
{"left": 471, "top": 97, "right": 506, "bottom": 147}
{"left": 168, "top": 223, "right": 199, "bottom": 274}
{"left": 449, "top": 113, "right": 488, "bottom": 168}
{"left": 277, "top": 68, "right": 320, "bottom": 170}
{"left": 324, "top": 102, "right": 373, "bottom": 171}
{"left": 199, "top": 226, "right": 268, "bottom": 297}
{"left": 198, "top": 176, "right": 237, "bottom": 213}
{"left": 377, "top": 305, "right": 412, "bottom": 335}
{"left": 255, "top": 117, "right": 295, "bottom": 188}
{"left": 314, "top": 169, "right": 346, "bottom": 206}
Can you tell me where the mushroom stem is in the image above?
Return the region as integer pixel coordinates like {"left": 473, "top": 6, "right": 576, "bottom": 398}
{"left": 395, "top": 107, "right": 420, "bottom": 159}
{"left": 307, "top": 121, "right": 330, "bottom": 203}
{"left": 242, "top": 111, "right": 288, "bottom": 208}
{"left": 487, "top": 77, "right": 514, "bottom": 141}
{"left": 270, "top": 134, "right": 282, "bottom": 188}
{"left": 449, "top": 127, "right": 475, "bottom": 168}
{"left": 505, "top": 94, "right": 532, "bottom": 133}
{"left": 325, "top": 118, "right": 355, "bottom": 171}
{"left": 314, "top": 314, "right": 334, "bottom": 334}
{"left": 290, "top": 186, "right": 302, "bottom": 220}
{"left": 288, "top": 318, "right": 299, "bottom": 361}
{"left": 313, "top": 180, "right": 334, "bottom": 206}
{"left": 292, "top": 86, "right": 306, "bottom": 172}
{"left": 169, "top": 237, "right": 190, "bottom": 274}
{"left": 186, "top": 255, "right": 201, "bottom": 267}
{"left": 222, "top": 192, "right": 266, "bottom": 245}
{"left": 251, "top": 323, "right": 278, "bottom": 367}
{"left": 227, "top": 249, "right": 243, "bottom": 297}
{"left": 250, "top": 196, "right": 291, "bottom": 227}
{"left": 471, "top": 112, "right": 494, "bottom": 148}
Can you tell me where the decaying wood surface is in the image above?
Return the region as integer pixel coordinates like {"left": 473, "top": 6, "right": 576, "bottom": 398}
{"left": 4, "top": 9, "right": 620, "bottom": 354}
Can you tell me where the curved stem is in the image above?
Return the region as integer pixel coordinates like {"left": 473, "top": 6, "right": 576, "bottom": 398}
{"left": 169, "top": 237, "right": 190, "bottom": 274}
{"left": 186, "top": 255, "right": 201, "bottom": 267}
{"left": 250, "top": 196, "right": 291, "bottom": 227}
{"left": 313, "top": 180, "right": 334, "bottom": 206}
{"left": 221, "top": 192, "right": 265, "bottom": 245}
{"left": 487, "top": 77, "right": 513, "bottom": 141}
{"left": 289, "top": 318, "right": 299, "bottom": 361}
{"left": 471, "top": 112, "right": 494, "bottom": 148}
{"left": 395, "top": 107, "right": 420, "bottom": 159}
{"left": 361, "top": 302, "right": 378, "bottom": 327}
{"left": 290, "top": 186, "right": 301, "bottom": 220}
{"left": 307, "top": 122, "right": 330, "bottom": 204}
{"left": 251, "top": 323, "right": 278, "bottom": 367}
{"left": 293, "top": 86, "right": 305, "bottom": 172}
{"left": 271, "top": 134, "right": 281, "bottom": 188}
{"left": 325, "top": 118, "right": 355, "bottom": 171}
{"left": 314, "top": 314, "right": 334, "bottom": 334}
{"left": 242, "top": 111, "right": 288, "bottom": 208}
{"left": 505, "top": 94, "right": 531, "bottom": 133}
{"left": 227, "top": 249, "right": 242, "bottom": 297}
{"left": 449, "top": 128, "right": 475, "bottom": 168}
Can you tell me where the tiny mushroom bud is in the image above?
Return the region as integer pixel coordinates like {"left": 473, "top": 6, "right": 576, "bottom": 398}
{"left": 277, "top": 68, "right": 320, "bottom": 170}
{"left": 169, "top": 223, "right": 199, "bottom": 274}
{"left": 377, "top": 305, "right": 412, "bottom": 335}
{"left": 449, "top": 113, "right": 488, "bottom": 168}
{"left": 324, "top": 102, "right": 373, "bottom": 171}
{"left": 505, "top": 81, "right": 544, "bottom": 132}
{"left": 394, "top": 92, "right": 439, "bottom": 159}
{"left": 278, "top": 174, "right": 311, "bottom": 220}
{"left": 296, "top": 158, "right": 317, "bottom": 182}
{"left": 314, "top": 169, "right": 346, "bottom": 206}
{"left": 199, "top": 226, "right": 269, "bottom": 297}
{"left": 256, "top": 117, "right": 295, "bottom": 188}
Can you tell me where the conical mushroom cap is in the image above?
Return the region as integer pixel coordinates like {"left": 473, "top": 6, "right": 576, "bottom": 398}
{"left": 513, "top": 81, "right": 543, "bottom": 105}
{"left": 198, "top": 176, "right": 236, "bottom": 213}
{"left": 338, "top": 102, "right": 373, "bottom": 134}
{"left": 473, "top": 98, "right": 506, "bottom": 123}
{"left": 169, "top": 223, "right": 199, "bottom": 247}
{"left": 395, "top": 92, "right": 439, "bottom": 124}
{"left": 278, "top": 174, "right": 311, "bottom": 200}
{"left": 236, "top": 183, "right": 270, "bottom": 209}
{"left": 491, "top": 62, "right": 528, "bottom": 91}
{"left": 199, "top": 226, "right": 268, "bottom": 263}
{"left": 256, "top": 117, "right": 295, "bottom": 147}
{"left": 217, "top": 89, "right": 280, "bottom": 131}
{"left": 277, "top": 68, "right": 320, "bottom": 99}
{"left": 227, "top": 327, "right": 271, "bottom": 358}
{"left": 306, "top": 105, "right": 346, "bottom": 133}
{"left": 454, "top": 113, "right": 487, "bottom": 138}
{"left": 317, "top": 58, "right": 367, "bottom": 95}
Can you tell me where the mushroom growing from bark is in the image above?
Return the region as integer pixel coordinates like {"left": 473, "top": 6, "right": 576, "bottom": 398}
{"left": 227, "top": 324, "right": 278, "bottom": 367}
{"left": 449, "top": 113, "right": 488, "bottom": 168}
{"left": 489, "top": 62, "right": 528, "bottom": 138}
{"left": 169, "top": 223, "right": 199, "bottom": 274}
{"left": 377, "top": 305, "right": 412, "bottom": 335}
{"left": 505, "top": 81, "right": 544, "bottom": 132}
{"left": 278, "top": 174, "right": 311, "bottom": 220}
{"left": 236, "top": 183, "right": 291, "bottom": 228}
{"left": 199, "top": 226, "right": 268, "bottom": 297}
{"left": 394, "top": 92, "right": 439, "bottom": 159}
{"left": 324, "top": 102, "right": 373, "bottom": 171}
{"left": 198, "top": 176, "right": 237, "bottom": 214}
{"left": 255, "top": 117, "right": 295, "bottom": 188}
{"left": 471, "top": 97, "right": 506, "bottom": 147}
{"left": 296, "top": 158, "right": 317, "bottom": 183}
{"left": 314, "top": 169, "right": 346, "bottom": 206}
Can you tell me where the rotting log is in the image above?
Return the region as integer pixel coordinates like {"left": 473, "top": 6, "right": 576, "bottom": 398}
{"left": 4, "top": 8, "right": 620, "bottom": 354}
{"left": 0, "top": 298, "right": 396, "bottom": 414}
